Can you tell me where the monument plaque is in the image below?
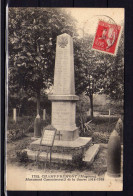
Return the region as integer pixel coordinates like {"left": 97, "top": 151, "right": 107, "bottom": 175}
{"left": 40, "top": 129, "right": 56, "bottom": 147}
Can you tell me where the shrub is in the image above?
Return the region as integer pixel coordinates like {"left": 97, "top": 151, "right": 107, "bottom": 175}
{"left": 16, "top": 150, "right": 28, "bottom": 162}
{"left": 7, "top": 116, "right": 34, "bottom": 132}
{"left": 7, "top": 129, "right": 25, "bottom": 142}
{"left": 40, "top": 114, "right": 51, "bottom": 129}
{"left": 92, "top": 132, "right": 110, "bottom": 143}
{"left": 77, "top": 116, "right": 118, "bottom": 143}
{"left": 7, "top": 115, "right": 51, "bottom": 142}
{"left": 27, "top": 124, "right": 34, "bottom": 132}
{"left": 7, "top": 116, "right": 34, "bottom": 142}
{"left": 76, "top": 94, "right": 89, "bottom": 136}
{"left": 87, "top": 116, "right": 118, "bottom": 125}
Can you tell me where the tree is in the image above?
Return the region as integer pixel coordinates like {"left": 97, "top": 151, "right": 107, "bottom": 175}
{"left": 101, "top": 29, "right": 124, "bottom": 101}
{"left": 74, "top": 36, "right": 107, "bottom": 118}
{"left": 74, "top": 29, "right": 124, "bottom": 118}
{"left": 8, "top": 8, "right": 77, "bottom": 116}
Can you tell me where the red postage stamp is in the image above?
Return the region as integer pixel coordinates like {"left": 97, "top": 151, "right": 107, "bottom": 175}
{"left": 92, "top": 20, "right": 121, "bottom": 55}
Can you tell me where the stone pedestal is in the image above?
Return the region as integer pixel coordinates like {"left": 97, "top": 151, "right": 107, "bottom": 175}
{"left": 48, "top": 98, "right": 79, "bottom": 141}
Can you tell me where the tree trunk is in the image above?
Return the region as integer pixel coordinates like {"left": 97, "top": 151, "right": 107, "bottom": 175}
{"left": 89, "top": 93, "right": 93, "bottom": 119}
{"left": 36, "top": 90, "right": 40, "bottom": 116}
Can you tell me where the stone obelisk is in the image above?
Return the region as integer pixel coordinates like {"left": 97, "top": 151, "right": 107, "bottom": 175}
{"left": 48, "top": 33, "right": 79, "bottom": 141}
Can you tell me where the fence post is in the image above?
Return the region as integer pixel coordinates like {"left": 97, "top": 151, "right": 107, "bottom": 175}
{"left": 109, "top": 109, "right": 111, "bottom": 116}
{"left": 43, "top": 109, "right": 46, "bottom": 120}
{"left": 13, "top": 108, "right": 17, "bottom": 123}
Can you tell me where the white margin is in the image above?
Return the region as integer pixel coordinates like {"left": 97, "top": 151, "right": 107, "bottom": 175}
{"left": 4, "top": 4, "right": 8, "bottom": 196}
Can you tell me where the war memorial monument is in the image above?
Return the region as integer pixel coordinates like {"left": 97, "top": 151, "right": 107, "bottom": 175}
{"left": 26, "top": 33, "right": 100, "bottom": 165}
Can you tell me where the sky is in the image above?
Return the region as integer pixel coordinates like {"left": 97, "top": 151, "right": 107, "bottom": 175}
{"left": 63, "top": 8, "right": 124, "bottom": 37}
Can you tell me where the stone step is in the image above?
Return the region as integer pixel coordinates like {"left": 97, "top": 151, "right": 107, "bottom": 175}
{"left": 26, "top": 149, "right": 73, "bottom": 163}
{"left": 26, "top": 143, "right": 100, "bottom": 165}
{"left": 83, "top": 144, "right": 100, "bottom": 165}
{"left": 29, "top": 137, "right": 92, "bottom": 154}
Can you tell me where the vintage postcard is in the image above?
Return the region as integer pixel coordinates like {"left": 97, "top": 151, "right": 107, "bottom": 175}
{"left": 5, "top": 8, "right": 124, "bottom": 191}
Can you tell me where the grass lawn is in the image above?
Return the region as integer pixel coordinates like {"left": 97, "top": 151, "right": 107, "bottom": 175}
{"left": 6, "top": 115, "right": 119, "bottom": 175}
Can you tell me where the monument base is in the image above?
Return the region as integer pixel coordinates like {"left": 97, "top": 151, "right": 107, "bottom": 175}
{"left": 26, "top": 137, "right": 100, "bottom": 165}
{"left": 55, "top": 128, "right": 79, "bottom": 141}
{"left": 29, "top": 137, "right": 91, "bottom": 152}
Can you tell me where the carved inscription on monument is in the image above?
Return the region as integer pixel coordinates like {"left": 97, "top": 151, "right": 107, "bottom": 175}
{"left": 41, "top": 129, "right": 56, "bottom": 146}
{"left": 52, "top": 102, "right": 76, "bottom": 129}
{"left": 53, "top": 34, "right": 75, "bottom": 95}
{"left": 58, "top": 36, "right": 68, "bottom": 48}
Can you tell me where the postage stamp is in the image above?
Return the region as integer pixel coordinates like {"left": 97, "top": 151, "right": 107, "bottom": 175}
{"left": 92, "top": 20, "right": 122, "bottom": 55}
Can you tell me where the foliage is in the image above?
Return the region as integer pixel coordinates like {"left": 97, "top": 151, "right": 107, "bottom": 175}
{"left": 74, "top": 28, "right": 124, "bottom": 117}
{"left": 16, "top": 150, "right": 28, "bottom": 162}
{"left": 74, "top": 30, "right": 124, "bottom": 101}
{"left": 8, "top": 116, "right": 34, "bottom": 130}
{"left": 7, "top": 129, "right": 25, "bottom": 142}
{"left": 7, "top": 115, "right": 51, "bottom": 142}
{"left": 7, "top": 116, "right": 33, "bottom": 142}
{"left": 8, "top": 8, "right": 124, "bottom": 119}
{"left": 76, "top": 93, "right": 89, "bottom": 114}
{"left": 92, "top": 132, "right": 110, "bottom": 143}
{"left": 78, "top": 116, "right": 118, "bottom": 143}
{"left": 76, "top": 94, "right": 90, "bottom": 135}
{"left": 8, "top": 8, "right": 77, "bottom": 114}
{"left": 87, "top": 116, "right": 118, "bottom": 126}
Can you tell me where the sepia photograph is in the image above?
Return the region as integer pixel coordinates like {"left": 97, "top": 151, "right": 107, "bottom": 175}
{"left": 5, "top": 8, "right": 124, "bottom": 191}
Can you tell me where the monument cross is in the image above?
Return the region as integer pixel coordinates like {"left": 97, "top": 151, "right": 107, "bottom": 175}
{"left": 56, "top": 131, "right": 62, "bottom": 140}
